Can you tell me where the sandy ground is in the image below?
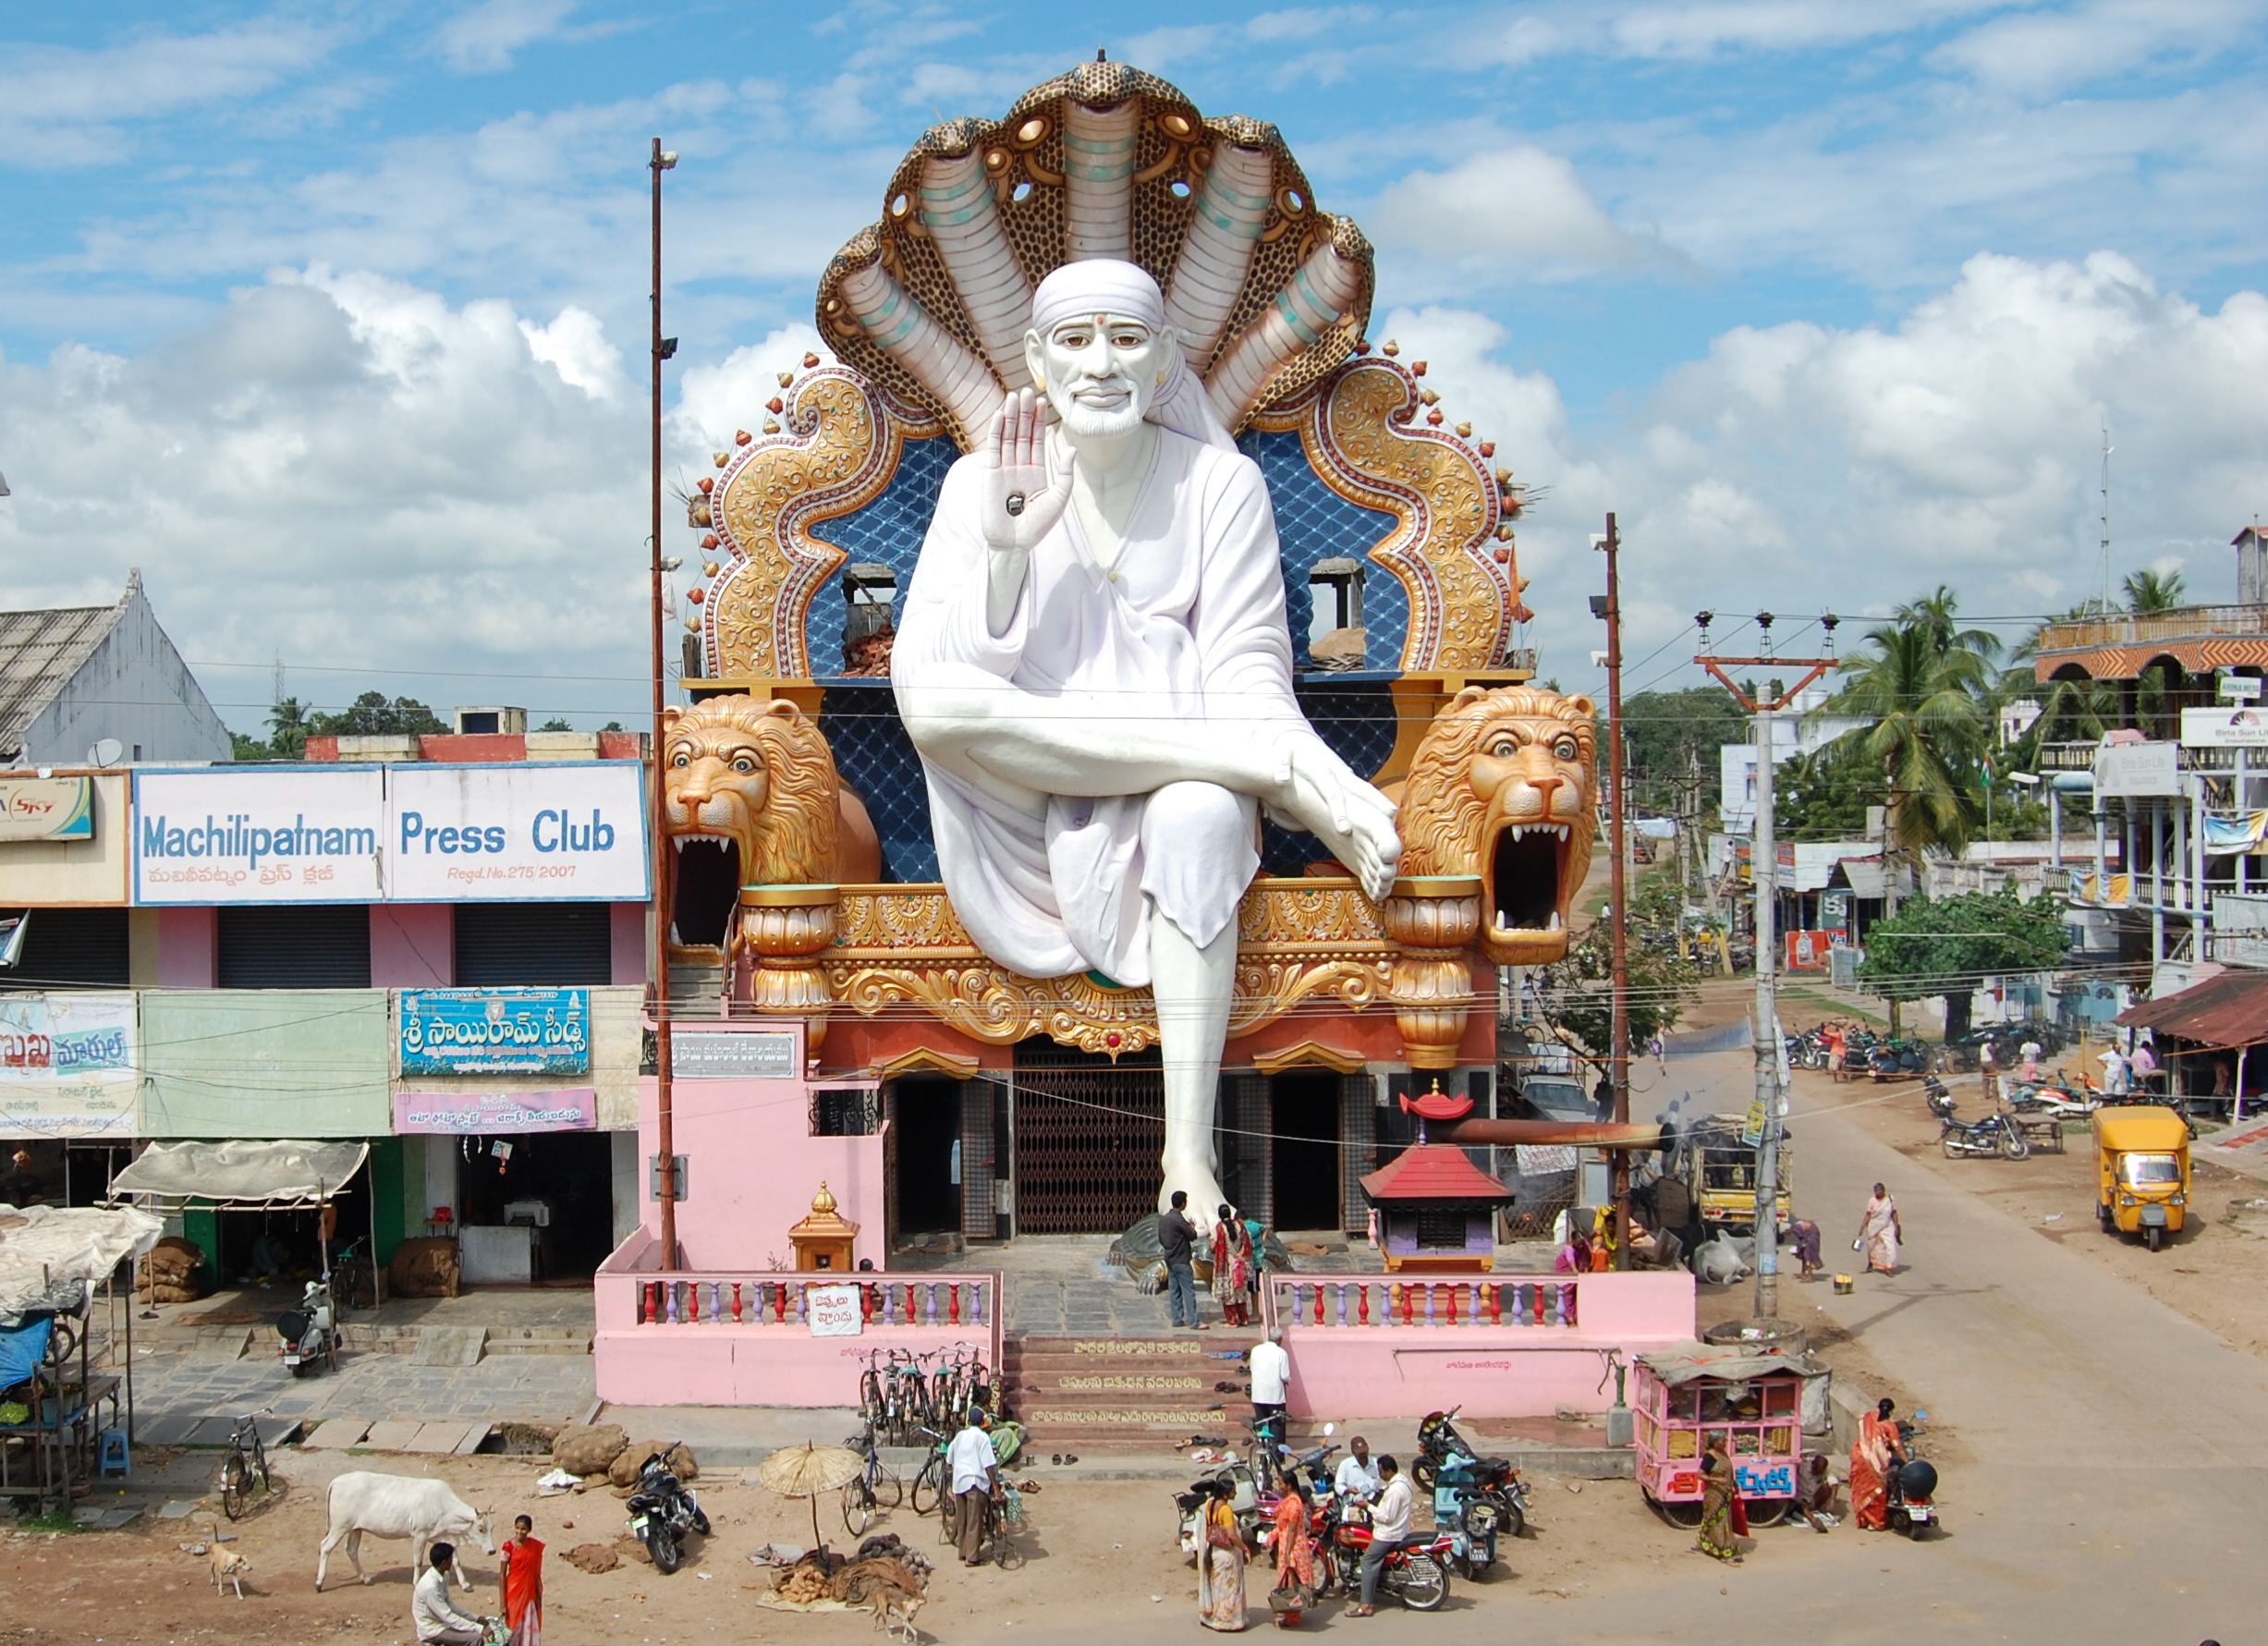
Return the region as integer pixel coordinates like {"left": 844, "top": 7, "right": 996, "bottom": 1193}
{"left": 0, "top": 1438, "right": 1902, "bottom": 1646}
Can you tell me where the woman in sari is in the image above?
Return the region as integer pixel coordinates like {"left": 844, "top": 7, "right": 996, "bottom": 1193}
{"left": 1198, "top": 1489, "right": 1249, "bottom": 1630}
{"left": 1693, "top": 1451, "right": 1742, "bottom": 1563}
{"left": 1212, "top": 1207, "right": 1251, "bottom": 1328}
{"left": 1268, "top": 1469, "right": 1317, "bottom": 1609}
{"left": 500, "top": 1514, "right": 544, "bottom": 1645}
{"left": 1848, "top": 1398, "right": 1906, "bottom": 1530}
{"left": 1855, "top": 1183, "right": 1901, "bottom": 1274}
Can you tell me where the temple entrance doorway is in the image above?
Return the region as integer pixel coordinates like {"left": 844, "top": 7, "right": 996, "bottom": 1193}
{"left": 891, "top": 1077, "right": 964, "bottom": 1236}
{"left": 1268, "top": 1072, "right": 1343, "bottom": 1232}
{"left": 1012, "top": 1042, "right": 1164, "bottom": 1234}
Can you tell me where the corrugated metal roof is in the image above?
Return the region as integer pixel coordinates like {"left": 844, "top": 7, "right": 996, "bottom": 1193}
{"left": 2115, "top": 969, "right": 2268, "bottom": 1048}
{"left": 0, "top": 591, "right": 128, "bottom": 757}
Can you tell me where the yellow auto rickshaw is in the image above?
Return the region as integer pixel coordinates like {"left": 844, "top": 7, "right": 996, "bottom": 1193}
{"left": 2093, "top": 1106, "right": 2191, "bottom": 1251}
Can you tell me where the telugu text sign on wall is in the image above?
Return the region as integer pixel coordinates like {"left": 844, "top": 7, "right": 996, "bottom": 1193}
{"left": 385, "top": 764, "right": 648, "bottom": 902}
{"left": 399, "top": 989, "right": 592, "bottom": 1076}
{"left": 134, "top": 768, "right": 385, "bottom": 904}
{"left": 0, "top": 992, "right": 139, "bottom": 1139}
{"left": 0, "top": 777, "right": 93, "bottom": 842}
{"left": 806, "top": 1284, "right": 864, "bottom": 1337}
{"left": 391, "top": 1088, "right": 598, "bottom": 1134}
{"left": 671, "top": 1031, "right": 799, "bottom": 1080}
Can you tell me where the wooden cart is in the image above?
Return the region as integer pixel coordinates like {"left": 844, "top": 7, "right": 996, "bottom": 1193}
{"left": 1632, "top": 1346, "right": 1822, "bottom": 1529}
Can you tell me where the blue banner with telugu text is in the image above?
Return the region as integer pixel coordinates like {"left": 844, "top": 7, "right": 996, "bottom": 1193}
{"left": 397, "top": 989, "right": 591, "bottom": 1076}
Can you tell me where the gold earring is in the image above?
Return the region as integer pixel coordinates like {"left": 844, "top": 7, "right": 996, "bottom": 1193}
{"left": 1034, "top": 374, "right": 1046, "bottom": 393}
{"left": 1156, "top": 367, "right": 1169, "bottom": 386}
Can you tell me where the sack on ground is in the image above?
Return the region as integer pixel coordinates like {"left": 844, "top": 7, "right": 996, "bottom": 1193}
{"left": 551, "top": 1423, "right": 627, "bottom": 1477}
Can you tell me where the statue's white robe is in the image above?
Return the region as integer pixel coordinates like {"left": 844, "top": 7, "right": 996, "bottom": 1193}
{"left": 893, "top": 427, "right": 1321, "bottom": 987}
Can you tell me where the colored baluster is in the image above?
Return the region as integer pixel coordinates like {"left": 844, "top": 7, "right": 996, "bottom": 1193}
{"left": 1312, "top": 1283, "right": 1324, "bottom": 1326}
{"left": 924, "top": 1284, "right": 939, "bottom": 1326}
{"left": 949, "top": 1284, "right": 961, "bottom": 1326}
{"left": 1396, "top": 1283, "right": 1410, "bottom": 1326}
{"left": 1532, "top": 1283, "right": 1546, "bottom": 1326}
{"left": 1486, "top": 1283, "right": 1502, "bottom": 1325}
{"left": 1446, "top": 1285, "right": 1459, "bottom": 1326}
{"left": 1335, "top": 1283, "right": 1347, "bottom": 1327}
{"left": 794, "top": 1283, "right": 809, "bottom": 1324}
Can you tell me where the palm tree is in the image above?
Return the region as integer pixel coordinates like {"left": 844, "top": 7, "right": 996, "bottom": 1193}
{"left": 1819, "top": 620, "right": 1993, "bottom": 861}
{"left": 2123, "top": 567, "right": 2188, "bottom": 614}
{"left": 1896, "top": 584, "right": 2005, "bottom": 666}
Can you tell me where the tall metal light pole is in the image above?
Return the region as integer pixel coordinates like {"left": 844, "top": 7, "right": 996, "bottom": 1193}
{"left": 649, "top": 137, "right": 680, "bottom": 1269}
{"left": 1591, "top": 517, "right": 1633, "bottom": 1268}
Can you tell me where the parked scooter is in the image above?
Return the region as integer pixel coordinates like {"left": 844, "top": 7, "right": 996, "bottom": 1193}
{"left": 1175, "top": 1457, "right": 1263, "bottom": 1555}
{"left": 1868, "top": 1038, "right": 1933, "bottom": 1081}
{"left": 275, "top": 1274, "right": 338, "bottom": 1378}
{"left": 1887, "top": 1457, "right": 1940, "bottom": 1537}
{"left": 625, "top": 1445, "right": 710, "bottom": 1573}
{"left": 1411, "top": 1406, "right": 1529, "bottom": 1578}
{"left": 1928, "top": 1091, "right": 2030, "bottom": 1160}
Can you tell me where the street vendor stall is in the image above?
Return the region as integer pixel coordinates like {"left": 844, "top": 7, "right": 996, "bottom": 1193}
{"left": 108, "top": 1140, "right": 377, "bottom": 1300}
{"left": 0, "top": 1202, "right": 162, "bottom": 1507}
{"left": 1631, "top": 1341, "right": 1828, "bottom": 1528}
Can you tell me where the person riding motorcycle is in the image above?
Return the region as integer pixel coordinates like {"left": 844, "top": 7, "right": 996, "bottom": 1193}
{"left": 1345, "top": 1455, "right": 1415, "bottom": 1617}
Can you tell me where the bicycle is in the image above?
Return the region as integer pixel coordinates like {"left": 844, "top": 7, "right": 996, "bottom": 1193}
{"left": 841, "top": 1429, "right": 905, "bottom": 1536}
{"left": 219, "top": 1408, "right": 274, "bottom": 1520}
{"left": 935, "top": 1481, "right": 1025, "bottom": 1569}
{"left": 908, "top": 1427, "right": 949, "bottom": 1517}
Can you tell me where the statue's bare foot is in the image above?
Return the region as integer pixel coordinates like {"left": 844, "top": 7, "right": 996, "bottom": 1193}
{"left": 1160, "top": 1151, "right": 1231, "bottom": 1233}
{"left": 1278, "top": 741, "right": 1401, "bottom": 902}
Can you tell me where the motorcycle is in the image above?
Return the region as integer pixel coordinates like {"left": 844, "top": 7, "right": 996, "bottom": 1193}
{"left": 275, "top": 1274, "right": 338, "bottom": 1378}
{"left": 1888, "top": 1457, "right": 1939, "bottom": 1537}
{"left": 2007, "top": 1077, "right": 2100, "bottom": 1120}
{"left": 1412, "top": 1406, "right": 1529, "bottom": 1579}
{"left": 1175, "top": 1457, "right": 1263, "bottom": 1555}
{"left": 625, "top": 1445, "right": 710, "bottom": 1573}
{"left": 1868, "top": 1038, "right": 1933, "bottom": 1081}
{"left": 1928, "top": 1091, "right": 2030, "bottom": 1160}
{"left": 1318, "top": 1497, "right": 1453, "bottom": 1611}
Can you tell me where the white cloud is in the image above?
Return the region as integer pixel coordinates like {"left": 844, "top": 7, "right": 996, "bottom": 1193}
{"left": 0, "top": 269, "right": 654, "bottom": 726}
{"left": 1932, "top": 0, "right": 2265, "bottom": 98}
{"left": 432, "top": 0, "right": 576, "bottom": 75}
{"left": 0, "top": 21, "right": 336, "bottom": 166}
{"left": 1369, "top": 147, "right": 1680, "bottom": 282}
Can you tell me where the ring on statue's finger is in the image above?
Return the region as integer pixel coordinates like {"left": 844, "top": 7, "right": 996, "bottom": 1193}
{"left": 1005, "top": 492, "right": 1028, "bottom": 517}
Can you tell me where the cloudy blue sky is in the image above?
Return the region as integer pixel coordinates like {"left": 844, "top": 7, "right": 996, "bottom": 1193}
{"left": 3, "top": 0, "right": 2265, "bottom": 733}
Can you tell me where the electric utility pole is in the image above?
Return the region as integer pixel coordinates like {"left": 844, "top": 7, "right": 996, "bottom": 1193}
{"left": 1696, "top": 614, "right": 1840, "bottom": 1320}
{"left": 1591, "top": 518, "right": 1632, "bottom": 1269}
{"left": 650, "top": 137, "right": 681, "bottom": 1269}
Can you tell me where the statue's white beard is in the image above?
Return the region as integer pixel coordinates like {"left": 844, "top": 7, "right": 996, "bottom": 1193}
{"left": 1052, "top": 374, "right": 1151, "bottom": 440}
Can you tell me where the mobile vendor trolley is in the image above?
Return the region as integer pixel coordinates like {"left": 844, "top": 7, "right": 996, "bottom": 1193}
{"left": 1631, "top": 1343, "right": 1825, "bottom": 1529}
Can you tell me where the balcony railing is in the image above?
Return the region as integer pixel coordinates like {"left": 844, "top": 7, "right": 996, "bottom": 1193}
{"left": 1270, "top": 1274, "right": 1579, "bottom": 1329}
{"left": 2036, "top": 605, "right": 2268, "bottom": 652}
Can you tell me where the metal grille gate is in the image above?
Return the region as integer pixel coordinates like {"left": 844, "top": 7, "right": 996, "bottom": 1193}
{"left": 1011, "top": 1042, "right": 1164, "bottom": 1234}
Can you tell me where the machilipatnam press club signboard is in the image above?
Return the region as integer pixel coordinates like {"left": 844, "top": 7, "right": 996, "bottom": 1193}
{"left": 132, "top": 764, "right": 647, "bottom": 903}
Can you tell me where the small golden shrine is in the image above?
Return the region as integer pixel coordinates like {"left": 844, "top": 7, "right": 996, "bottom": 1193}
{"left": 787, "top": 1180, "right": 860, "bottom": 1273}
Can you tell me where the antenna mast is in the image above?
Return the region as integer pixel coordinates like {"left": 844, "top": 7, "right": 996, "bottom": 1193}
{"left": 2098, "top": 425, "right": 2114, "bottom": 613}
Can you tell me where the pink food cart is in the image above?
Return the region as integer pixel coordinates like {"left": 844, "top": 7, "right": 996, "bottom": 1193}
{"left": 1631, "top": 1346, "right": 1821, "bottom": 1528}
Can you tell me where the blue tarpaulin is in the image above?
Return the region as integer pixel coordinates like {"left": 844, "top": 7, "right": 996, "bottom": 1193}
{"left": 0, "top": 1318, "right": 53, "bottom": 1391}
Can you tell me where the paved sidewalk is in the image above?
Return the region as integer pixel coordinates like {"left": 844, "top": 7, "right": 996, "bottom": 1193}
{"left": 127, "top": 1344, "right": 594, "bottom": 1445}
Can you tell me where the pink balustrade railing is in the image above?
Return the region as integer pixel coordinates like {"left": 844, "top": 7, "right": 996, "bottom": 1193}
{"left": 1269, "top": 1274, "right": 1580, "bottom": 1330}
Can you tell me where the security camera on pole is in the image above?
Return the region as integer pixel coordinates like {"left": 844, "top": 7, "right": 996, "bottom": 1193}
{"left": 1694, "top": 614, "right": 1841, "bottom": 1320}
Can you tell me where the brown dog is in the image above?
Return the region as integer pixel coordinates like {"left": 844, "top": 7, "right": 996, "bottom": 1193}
{"left": 211, "top": 1542, "right": 251, "bottom": 1598}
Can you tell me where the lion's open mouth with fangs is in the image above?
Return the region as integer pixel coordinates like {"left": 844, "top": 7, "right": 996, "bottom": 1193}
{"left": 1396, "top": 685, "right": 1600, "bottom": 967}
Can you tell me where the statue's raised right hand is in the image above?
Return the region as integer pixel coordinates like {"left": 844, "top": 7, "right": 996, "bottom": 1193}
{"left": 981, "top": 387, "right": 1071, "bottom": 553}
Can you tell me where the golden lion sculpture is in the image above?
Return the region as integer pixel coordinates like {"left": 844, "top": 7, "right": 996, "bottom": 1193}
{"left": 661, "top": 695, "right": 882, "bottom": 888}
{"left": 1393, "top": 685, "right": 1598, "bottom": 966}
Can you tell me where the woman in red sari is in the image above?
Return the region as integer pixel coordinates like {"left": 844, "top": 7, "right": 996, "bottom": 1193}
{"left": 1268, "top": 1469, "right": 1317, "bottom": 1610}
{"left": 501, "top": 1514, "right": 544, "bottom": 1644}
{"left": 1847, "top": 1399, "right": 1907, "bottom": 1531}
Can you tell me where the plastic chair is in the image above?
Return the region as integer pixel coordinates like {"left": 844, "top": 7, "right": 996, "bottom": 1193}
{"left": 97, "top": 1429, "right": 130, "bottom": 1479}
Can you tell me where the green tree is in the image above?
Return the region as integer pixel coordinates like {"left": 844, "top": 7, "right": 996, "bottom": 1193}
{"left": 2123, "top": 567, "right": 2187, "bottom": 613}
{"left": 1539, "top": 869, "right": 1701, "bottom": 1059}
{"left": 1774, "top": 738, "right": 1885, "bottom": 840}
{"left": 1817, "top": 608, "right": 1994, "bottom": 860}
{"left": 1621, "top": 686, "right": 1747, "bottom": 812}
{"left": 310, "top": 692, "right": 448, "bottom": 738}
{"left": 537, "top": 717, "right": 573, "bottom": 732}
{"left": 1854, "top": 885, "right": 2070, "bottom": 1039}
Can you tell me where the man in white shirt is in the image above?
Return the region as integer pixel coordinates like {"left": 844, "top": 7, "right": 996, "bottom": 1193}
{"left": 945, "top": 1409, "right": 1000, "bottom": 1566}
{"left": 412, "top": 1543, "right": 487, "bottom": 1645}
{"left": 1350, "top": 1456, "right": 1415, "bottom": 1616}
{"left": 1249, "top": 1329, "right": 1290, "bottom": 1453}
{"left": 1333, "top": 1435, "right": 1382, "bottom": 1506}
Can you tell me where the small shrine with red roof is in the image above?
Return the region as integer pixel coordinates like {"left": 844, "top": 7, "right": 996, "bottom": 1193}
{"left": 1359, "top": 1083, "right": 1514, "bottom": 1274}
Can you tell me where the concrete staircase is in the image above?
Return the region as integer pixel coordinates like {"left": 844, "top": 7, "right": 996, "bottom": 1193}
{"left": 1006, "top": 1334, "right": 1259, "bottom": 1454}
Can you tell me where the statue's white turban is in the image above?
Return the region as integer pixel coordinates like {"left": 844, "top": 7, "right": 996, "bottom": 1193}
{"left": 1029, "top": 260, "right": 1237, "bottom": 453}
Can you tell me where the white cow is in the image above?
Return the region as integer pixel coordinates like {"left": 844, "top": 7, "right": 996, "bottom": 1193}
{"left": 316, "top": 1471, "right": 495, "bottom": 1591}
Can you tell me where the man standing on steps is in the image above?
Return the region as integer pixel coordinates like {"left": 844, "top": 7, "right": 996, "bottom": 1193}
{"left": 1249, "top": 1328, "right": 1290, "bottom": 1455}
{"left": 1161, "top": 1190, "right": 1201, "bottom": 1330}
